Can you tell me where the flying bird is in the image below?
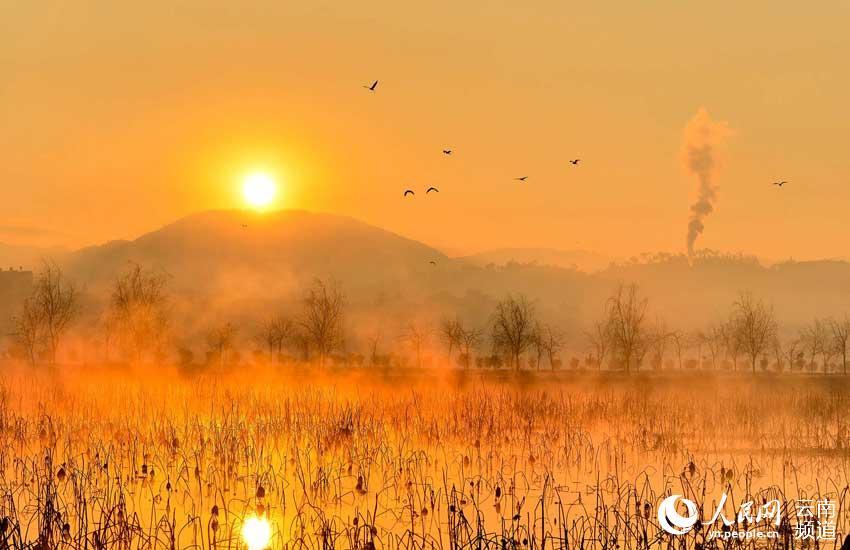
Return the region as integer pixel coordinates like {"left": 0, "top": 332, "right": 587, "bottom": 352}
{"left": 404, "top": 189, "right": 415, "bottom": 197}
{"left": 429, "top": 260, "right": 437, "bottom": 266}
{"left": 363, "top": 80, "right": 378, "bottom": 92}
{"left": 515, "top": 176, "right": 528, "bottom": 182}
{"left": 442, "top": 149, "right": 452, "bottom": 155}
{"left": 570, "top": 159, "right": 580, "bottom": 165}
{"left": 241, "top": 224, "right": 248, "bottom": 228}
{"left": 772, "top": 181, "right": 787, "bottom": 187}
{"left": 426, "top": 187, "right": 439, "bottom": 194}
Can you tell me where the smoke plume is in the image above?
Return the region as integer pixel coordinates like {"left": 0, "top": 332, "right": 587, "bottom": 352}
{"left": 681, "top": 108, "right": 731, "bottom": 257}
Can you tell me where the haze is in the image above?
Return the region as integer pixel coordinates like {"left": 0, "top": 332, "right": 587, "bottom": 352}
{"left": 3, "top": 1, "right": 850, "bottom": 259}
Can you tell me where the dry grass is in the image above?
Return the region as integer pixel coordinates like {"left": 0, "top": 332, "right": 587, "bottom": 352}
{"left": 0, "top": 365, "right": 848, "bottom": 549}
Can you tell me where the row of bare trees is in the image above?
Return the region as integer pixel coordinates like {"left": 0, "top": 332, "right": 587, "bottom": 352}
{"left": 770, "top": 316, "right": 850, "bottom": 374}
{"left": 6, "top": 261, "right": 850, "bottom": 374}
{"left": 252, "top": 278, "right": 346, "bottom": 366}
{"left": 585, "top": 284, "right": 850, "bottom": 374}
{"left": 583, "top": 284, "right": 780, "bottom": 374}
{"left": 7, "top": 261, "right": 349, "bottom": 368}
{"left": 11, "top": 262, "right": 77, "bottom": 366}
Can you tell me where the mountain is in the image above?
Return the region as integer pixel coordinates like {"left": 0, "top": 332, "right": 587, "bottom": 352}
{"left": 8, "top": 210, "right": 850, "bottom": 347}
{"left": 66, "top": 210, "right": 447, "bottom": 302}
{"left": 460, "top": 247, "right": 613, "bottom": 273}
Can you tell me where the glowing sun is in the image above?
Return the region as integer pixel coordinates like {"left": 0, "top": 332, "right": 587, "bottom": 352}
{"left": 242, "top": 173, "right": 277, "bottom": 209}
{"left": 241, "top": 515, "right": 272, "bottom": 550}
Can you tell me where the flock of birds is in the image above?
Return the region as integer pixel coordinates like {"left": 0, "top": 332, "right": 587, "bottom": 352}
{"left": 365, "top": 79, "right": 790, "bottom": 194}
{"left": 363, "top": 80, "right": 582, "bottom": 197}
{"left": 238, "top": 79, "right": 791, "bottom": 274}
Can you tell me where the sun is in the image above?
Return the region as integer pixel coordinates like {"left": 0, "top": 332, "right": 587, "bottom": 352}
{"left": 241, "top": 515, "right": 272, "bottom": 550}
{"left": 242, "top": 173, "right": 277, "bottom": 210}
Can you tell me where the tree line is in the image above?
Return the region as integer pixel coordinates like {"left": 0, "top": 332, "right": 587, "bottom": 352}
{"left": 5, "top": 262, "right": 850, "bottom": 374}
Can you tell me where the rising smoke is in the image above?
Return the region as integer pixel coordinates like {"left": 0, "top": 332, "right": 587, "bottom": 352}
{"left": 681, "top": 108, "right": 731, "bottom": 257}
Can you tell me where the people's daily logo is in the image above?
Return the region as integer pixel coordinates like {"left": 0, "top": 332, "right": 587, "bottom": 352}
{"left": 657, "top": 494, "right": 835, "bottom": 542}
{"left": 657, "top": 495, "right": 699, "bottom": 535}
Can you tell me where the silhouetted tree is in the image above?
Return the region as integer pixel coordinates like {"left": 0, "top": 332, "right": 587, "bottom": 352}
{"left": 257, "top": 319, "right": 278, "bottom": 361}
{"left": 585, "top": 319, "right": 612, "bottom": 370}
{"left": 801, "top": 323, "right": 820, "bottom": 372}
{"left": 490, "top": 295, "right": 536, "bottom": 370}
{"left": 439, "top": 317, "right": 463, "bottom": 363}
{"left": 773, "top": 336, "right": 802, "bottom": 373}
{"left": 605, "top": 283, "right": 648, "bottom": 373}
{"left": 257, "top": 314, "right": 293, "bottom": 362}
{"left": 669, "top": 330, "right": 686, "bottom": 370}
{"left": 530, "top": 322, "right": 545, "bottom": 369}
{"left": 109, "top": 263, "right": 170, "bottom": 362}
{"left": 401, "top": 321, "right": 430, "bottom": 368}
{"left": 26, "top": 261, "right": 78, "bottom": 365}
{"left": 829, "top": 315, "right": 850, "bottom": 375}
{"left": 11, "top": 295, "right": 43, "bottom": 366}
{"left": 647, "top": 316, "right": 671, "bottom": 370}
{"left": 719, "top": 320, "right": 742, "bottom": 370}
{"left": 458, "top": 323, "right": 482, "bottom": 369}
{"left": 730, "top": 292, "right": 777, "bottom": 374}
{"left": 541, "top": 324, "right": 564, "bottom": 370}
{"left": 697, "top": 324, "right": 724, "bottom": 369}
{"left": 207, "top": 322, "right": 237, "bottom": 367}
{"left": 300, "top": 278, "right": 345, "bottom": 365}
{"left": 365, "top": 330, "right": 382, "bottom": 366}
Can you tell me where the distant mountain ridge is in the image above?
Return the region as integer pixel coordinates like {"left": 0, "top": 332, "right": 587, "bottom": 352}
{"left": 66, "top": 209, "right": 447, "bottom": 299}
{"left": 4, "top": 209, "right": 850, "bottom": 338}
{"left": 460, "top": 247, "right": 613, "bottom": 273}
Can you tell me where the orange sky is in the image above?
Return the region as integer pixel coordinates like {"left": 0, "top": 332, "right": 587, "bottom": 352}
{"left": 2, "top": 1, "right": 849, "bottom": 259}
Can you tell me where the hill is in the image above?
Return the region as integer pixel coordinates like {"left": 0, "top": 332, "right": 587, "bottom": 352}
{"left": 66, "top": 209, "right": 447, "bottom": 301}
{"left": 7, "top": 211, "right": 850, "bottom": 349}
{"left": 459, "top": 247, "right": 613, "bottom": 273}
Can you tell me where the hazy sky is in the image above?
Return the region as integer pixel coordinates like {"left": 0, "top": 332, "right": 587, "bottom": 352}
{"left": 2, "top": 1, "right": 849, "bottom": 258}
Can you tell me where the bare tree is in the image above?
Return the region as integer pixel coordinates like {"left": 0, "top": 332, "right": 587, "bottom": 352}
{"left": 11, "top": 296, "right": 44, "bottom": 366}
{"left": 207, "top": 322, "right": 237, "bottom": 367}
{"left": 490, "top": 294, "right": 536, "bottom": 370}
{"left": 697, "top": 324, "right": 724, "bottom": 369}
{"left": 458, "top": 324, "right": 482, "bottom": 369}
{"left": 291, "top": 329, "right": 311, "bottom": 362}
{"left": 257, "top": 319, "right": 278, "bottom": 361}
{"left": 719, "top": 320, "right": 742, "bottom": 370}
{"left": 730, "top": 292, "right": 777, "bottom": 374}
{"left": 401, "top": 322, "right": 430, "bottom": 368}
{"left": 257, "top": 314, "right": 293, "bottom": 362}
{"left": 365, "top": 330, "right": 382, "bottom": 366}
{"left": 300, "top": 278, "right": 346, "bottom": 365}
{"left": 439, "top": 317, "right": 463, "bottom": 363}
{"left": 605, "top": 283, "right": 649, "bottom": 373}
{"left": 541, "top": 324, "right": 564, "bottom": 370}
{"left": 829, "top": 315, "right": 850, "bottom": 375}
{"left": 773, "top": 336, "right": 802, "bottom": 373}
{"left": 31, "top": 261, "right": 78, "bottom": 365}
{"left": 528, "top": 322, "right": 543, "bottom": 369}
{"left": 800, "top": 319, "right": 830, "bottom": 373}
{"left": 647, "top": 316, "right": 672, "bottom": 370}
{"left": 585, "top": 319, "right": 611, "bottom": 370}
{"left": 110, "top": 264, "right": 170, "bottom": 362}
{"left": 669, "top": 330, "right": 686, "bottom": 370}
